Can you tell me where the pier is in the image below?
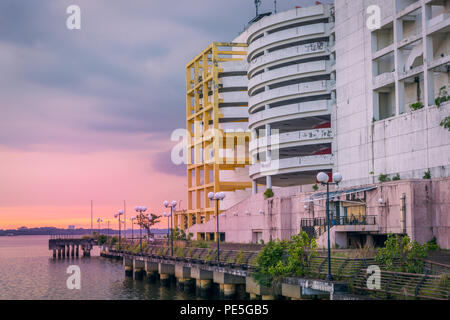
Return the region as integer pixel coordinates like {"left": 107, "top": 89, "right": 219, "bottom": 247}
{"left": 48, "top": 235, "right": 96, "bottom": 258}
{"left": 100, "top": 249, "right": 350, "bottom": 300}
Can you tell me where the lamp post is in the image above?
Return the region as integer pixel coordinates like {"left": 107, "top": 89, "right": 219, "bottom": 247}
{"left": 208, "top": 191, "right": 226, "bottom": 265}
{"left": 163, "top": 200, "right": 177, "bottom": 256}
{"left": 163, "top": 212, "right": 169, "bottom": 245}
{"left": 134, "top": 206, "right": 147, "bottom": 253}
{"left": 130, "top": 216, "right": 136, "bottom": 243}
{"left": 114, "top": 210, "right": 124, "bottom": 250}
{"left": 316, "top": 171, "right": 343, "bottom": 281}
{"left": 96, "top": 218, "right": 103, "bottom": 235}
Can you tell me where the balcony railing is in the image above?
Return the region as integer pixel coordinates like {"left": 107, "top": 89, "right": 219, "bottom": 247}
{"left": 301, "top": 215, "right": 377, "bottom": 227}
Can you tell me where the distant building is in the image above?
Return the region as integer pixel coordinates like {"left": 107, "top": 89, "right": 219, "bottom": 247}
{"left": 68, "top": 225, "right": 75, "bottom": 230}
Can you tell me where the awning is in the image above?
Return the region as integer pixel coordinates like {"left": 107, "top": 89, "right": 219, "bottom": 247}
{"left": 301, "top": 185, "right": 377, "bottom": 202}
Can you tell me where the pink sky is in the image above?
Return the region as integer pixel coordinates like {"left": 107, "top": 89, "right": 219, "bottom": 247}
{"left": 0, "top": 145, "right": 186, "bottom": 229}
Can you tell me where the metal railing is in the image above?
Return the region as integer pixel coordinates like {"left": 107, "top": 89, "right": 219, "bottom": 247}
{"left": 301, "top": 215, "right": 377, "bottom": 227}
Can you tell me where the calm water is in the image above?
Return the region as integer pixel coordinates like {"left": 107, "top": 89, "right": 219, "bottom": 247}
{"left": 0, "top": 235, "right": 200, "bottom": 300}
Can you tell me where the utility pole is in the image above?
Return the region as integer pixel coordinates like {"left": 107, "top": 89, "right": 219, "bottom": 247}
{"left": 90, "top": 200, "right": 93, "bottom": 235}
{"left": 274, "top": 0, "right": 277, "bottom": 13}
{"left": 123, "top": 200, "right": 126, "bottom": 239}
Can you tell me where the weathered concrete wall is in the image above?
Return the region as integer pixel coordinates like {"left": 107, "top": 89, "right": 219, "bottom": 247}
{"left": 189, "top": 177, "right": 449, "bottom": 249}
{"left": 333, "top": 0, "right": 450, "bottom": 187}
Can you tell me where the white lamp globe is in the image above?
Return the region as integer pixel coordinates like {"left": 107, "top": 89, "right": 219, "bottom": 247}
{"left": 114, "top": 213, "right": 118, "bottom": 218}
{"left": 163, "top": 212, "right": 167, "bottom": 217}
{"left": 208, "top": 192, "right": 215, "bottom": 200}
{"left": 317, "top": 172, "right": 329, "bottom": 183}
{"left": 142, "top": 206, "right": 147, "bottom": 212}
{"left": 333, "top": 172, "right": 343, "bottom": 184}
{"left": 163, "top": 200, "right": 169, "bottom": 207}
{"left": 171, "top": 200, "right": 177, "bottom": 207}
{"left": 119, "top": 210, "right": 124, "bottom": 215}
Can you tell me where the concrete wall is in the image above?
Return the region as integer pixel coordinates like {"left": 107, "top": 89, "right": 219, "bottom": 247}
{"left": 333, "top": 0, "right": 450, "bottom": 187}
{"left": 191, "top": 177, "right": 450, "bottom": 249}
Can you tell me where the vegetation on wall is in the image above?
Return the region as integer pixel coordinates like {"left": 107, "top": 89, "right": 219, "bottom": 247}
{"left": 423, "top": 170, "right": 431, "bottom": 179}
{"left": 410, "top": 101, "right": 424, "bottom": 111}
{"left": 264, "top": 188, "right": 274, "bottom": 199}
{"left": 378, "top": 173, "right": 391, "bottom": 182}
{"left": 440, "top": 116, "right": 450, "bottom": 131}
{"left": 312, "top": 184, "right": 319, "bottom": 191}
{"left": 435, "top": 86, "right": 449, "bottom": 107}
{"left": 392, "top": 173, "right": 400, "bottom": 181}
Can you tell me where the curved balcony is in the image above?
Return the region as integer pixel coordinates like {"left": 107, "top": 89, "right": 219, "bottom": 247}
{"left": 248, "top": 60, "right": 329, "bottom": 95}
{"left": 249, "top": 154, "right": 333, "bottom": 178}
{"left": 245, "top": 4, "right": 330, "bottom": 44}
{"left": 249, "top": 128, "right": 332, "bottom": 153}
{"left": 248, "top": 42, "right": 328, "bottom": 77}
{"left": 219, "top": 91, "right": 248, "bottom": 105}
{"left": 249, "top": 99, "right": 329, "bottom": 129}
{"left": 247, "top": 23, "right": 329, "bottom": 61}
{"left": 248, "top": 80, "right": 330, "bottom": 114}
{"left": 221, "top": 76, "right": 248, "bottom": 88}
{"left": 220, "top": 107, "right": 249, "bottom": 119}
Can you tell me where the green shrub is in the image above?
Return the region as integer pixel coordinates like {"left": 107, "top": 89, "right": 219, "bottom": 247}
{"left": 264, "top": 188, "right": 274, "bottom": 199}
{"left": 440, "top": 116, "right": 450, "bottom": 131}
{"left": 435, "top": 86, "right": 448, "bottom": 107}
{"left": 193, "top": 240, "right": 209, "bottom": 248}
{"left": 175, "top": 246, "right": 185, "bottom": 257}
{"left": 425, "top": 237, "right": 439, "bottom": 251}
{"left": 374, "top": 234, "right": 428, "bottom": 274}
{"left": 252, "top": 232, "right": 317, "bottom": 287}
{"left": 410, "top": 102, "right": 424, "bottom": 111}
{"left": 392, "top": 173, "right": 400, "bottom": 181}
{"left": 378, "top": 173, "right": 390, "bottom": 182}
{"left": 423, "top": 170, "right": 431, "bottom": 179}
{"left": 97, "top": 234, "right": 107, "bottom": 245}
{"left": 235, "top": 250, "right": 246, "bottom": 264}
{"left": 312, "top": 184, "right": 319, "bottom": 191}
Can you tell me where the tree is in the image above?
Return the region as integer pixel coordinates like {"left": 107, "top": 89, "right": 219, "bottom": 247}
{"left": 135, "top": 213, "right": 161, "bottom": 239}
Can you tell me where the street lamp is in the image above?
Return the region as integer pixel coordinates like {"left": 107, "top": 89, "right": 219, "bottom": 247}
{"left": 316, "top": 171, "right": 343, "bottom": 281}
{"left": 163, "top": 200, "right": 177, "bottom": 256}
{"left": 208, "top": 191, "right": 226, "bottom": 266}
{"left": 96, "top": 218, "right": 103, "bottom": 235}
{"left": 114, "top": 210, "right": 124, "bottom": 250}
{"left": 163, "top": 212, "right": 169, "bottom": 245}
{"left": 134, "top": 206, "right": 147, "bottom": 253}
{"left": 130, "top": 216, "right": 136, "bottom": 243}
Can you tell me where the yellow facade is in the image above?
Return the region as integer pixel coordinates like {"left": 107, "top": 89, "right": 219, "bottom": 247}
{"left": 180, "top": 42, "right": 252, "bottom": 238}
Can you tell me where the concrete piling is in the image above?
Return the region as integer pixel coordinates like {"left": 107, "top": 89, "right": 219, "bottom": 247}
{"left": 123, "top": 257, "right": 133, "bottom": 277}
{"left": 133, "top": 259, "right": 145, "bottom": 280}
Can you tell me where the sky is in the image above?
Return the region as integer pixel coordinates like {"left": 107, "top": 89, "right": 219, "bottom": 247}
{"left": 0, "top": 0, "right": 331, "bottom": 229}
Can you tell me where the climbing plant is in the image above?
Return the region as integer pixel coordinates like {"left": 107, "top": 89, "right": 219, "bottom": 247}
{"left": 440, "top": 116, "right": 450, "bottom": 131}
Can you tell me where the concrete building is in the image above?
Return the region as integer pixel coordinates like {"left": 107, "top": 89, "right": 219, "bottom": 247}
{"left": 181, "top": 2, "right": 450, "bottom": 249}
{"left": 245, "top": 4, "right": 335, "bottom": 191}
{"left": 333, "top": 0, "right": 450, "bottom": 187}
